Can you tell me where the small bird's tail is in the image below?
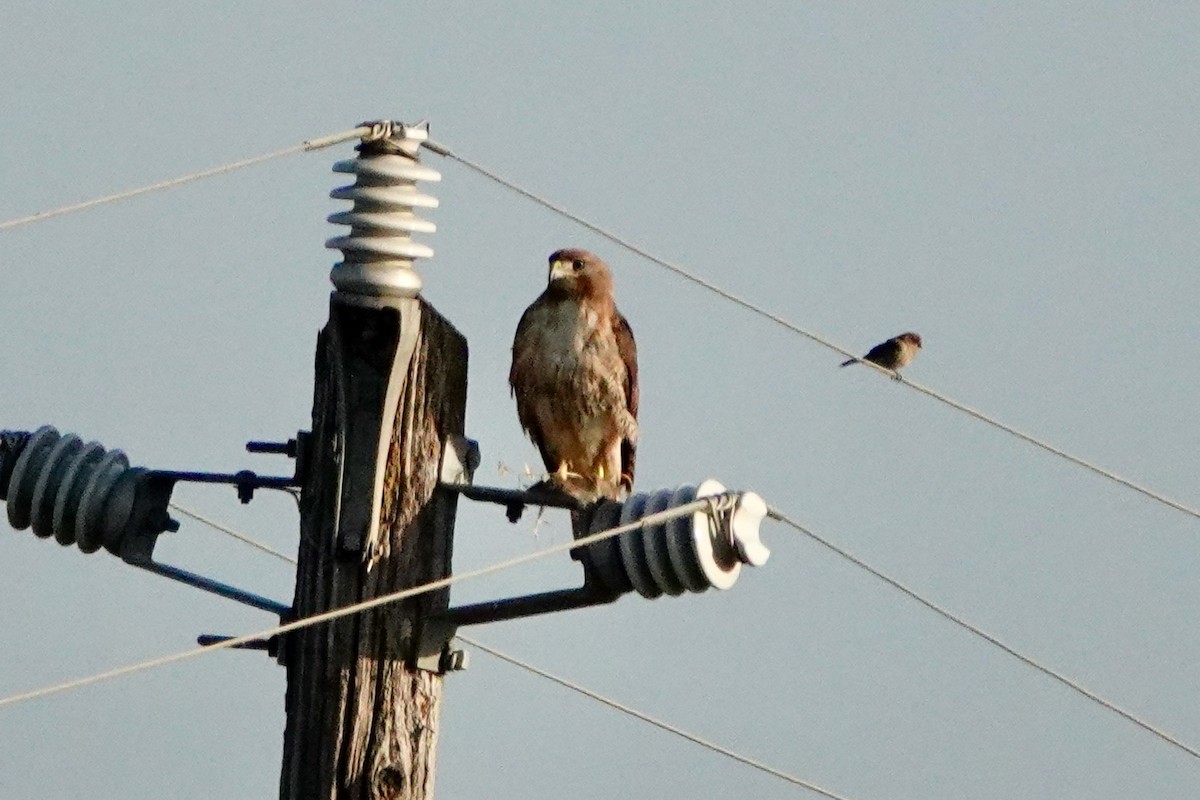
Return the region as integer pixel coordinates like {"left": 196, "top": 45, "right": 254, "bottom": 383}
{"left": 840, "top": 358, "right": 857, "bottom": 367}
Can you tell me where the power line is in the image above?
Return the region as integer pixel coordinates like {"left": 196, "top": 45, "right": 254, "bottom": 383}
{"left": 422, "top": 139, "right": 1200, "bottom": 524}
{"left": 6, "top": 124, "right": 1191, "bottom": 794}
{"left": 457, "top": 633, "right": 852, "bottom": 799}
{"left": 0, "top": 495, "right": 726, "bottom": 709}
{"left": 766, "top": 506, "right": 1200, "bottom": 762}
{"left": 169, "top": 502, "right": 295, "bottom": 564}
{"left": 5, "top": 126, "right": 1192, "bottom": 522}
{"left": 5, "top": 124, "right": 1195, "bottom": 760}
{"left": 0, "top": 123, "right": 391, "bottom": 232}
{"left": 153, "top": 511, "right": 849, "bottom": 796}
{"left": 4, "top": 126, "right": 1193, "bottom": 521}
{"left": 179, "top": 506, "right": 1200, "bottom": 766}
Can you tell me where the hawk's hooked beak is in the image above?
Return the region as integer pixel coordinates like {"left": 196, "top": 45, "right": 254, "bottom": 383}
{"left": 549, "top": 258, "right": 573, "bottom": 282}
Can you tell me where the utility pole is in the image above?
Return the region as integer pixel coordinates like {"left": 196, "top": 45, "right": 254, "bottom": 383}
{"left": 279, "top": 122, "right": 466, "bottom": 800}
{"left": 0, "top": 118, "right": 772, "bottom": 800}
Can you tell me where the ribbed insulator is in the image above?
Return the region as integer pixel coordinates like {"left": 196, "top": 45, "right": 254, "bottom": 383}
{"left": 325, "top": 124, "right": 441, "bottom": 298}
{"left": 581, "top": 480, "right": 770, "bottom": 599}
{"left": 3, "top": 425, "right": 150, "bottom": 556}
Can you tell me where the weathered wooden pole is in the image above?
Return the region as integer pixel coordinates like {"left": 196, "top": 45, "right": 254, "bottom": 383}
{"left": 280, "top": 124, "right": 466, "bottom": 800}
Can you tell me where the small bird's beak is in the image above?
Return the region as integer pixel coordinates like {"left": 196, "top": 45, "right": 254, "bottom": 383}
{"left": 549, "top": 258, "right": 573, "bottom": 282}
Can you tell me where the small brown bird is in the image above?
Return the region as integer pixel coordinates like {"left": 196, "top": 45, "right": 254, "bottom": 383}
{"left": 841, "top": 332, "right": 922, "bottom": 378}
{"left": 510, "top": 248, "right": 639, "bottom": 501}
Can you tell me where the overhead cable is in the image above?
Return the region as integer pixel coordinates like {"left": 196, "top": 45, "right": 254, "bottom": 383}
{"left": 0, "top": 496, "right": 723, "bottom": 709}
{"left": 181, "top": 505, "right": 1200, "bottom": 765}
{"left": 169, "top": 502, "right": 295, "bottom": 564}
{"left": 423, "top": 139, "right": 1200, "bottom": 524}
{"left": 458, "top": 633, "right": 853, "bottom": 799}
{"left": 767, "top": 506, "right": 1200, "bottom": 762}
{"left": 0, "top": 123, "right": 392, "bottom": 232}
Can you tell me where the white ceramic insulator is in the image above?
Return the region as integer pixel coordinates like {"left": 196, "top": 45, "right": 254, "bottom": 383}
{"left": 589, "top": 480, "right": 770, "bottom": 599}
{"left": 326, "top": 144, "right": 442, "bottom": 298}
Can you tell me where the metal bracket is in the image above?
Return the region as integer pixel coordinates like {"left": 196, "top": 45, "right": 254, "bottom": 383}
{"left": 148, "top": 467, "right": 298, "bottom": 504}
{"left": 415, "top": 616, "right": 469, "bottom": 674}
{"left": 246, "top": 432, "right": 309, "bottom": 487}
{"left": 324, "top": 296, "right": 422, "bottom": 555}
{"left": 433, "top": 484, "right": 620, "bottom": 627}
{"left": 439, "top": 434, "right": 480, "bottom": 486}
{"left": 121, "top": 471, "right": 293, "bottom": 616}
{"left": 441, "top": 481, "right": 583, "bottom": 524}
{"left": 0, "top": 426, "right": 295, "bottom": 619}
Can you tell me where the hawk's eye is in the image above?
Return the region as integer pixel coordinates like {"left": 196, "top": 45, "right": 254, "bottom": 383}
{"left": 572, "top": 259, "right": 585, "bottom": 271}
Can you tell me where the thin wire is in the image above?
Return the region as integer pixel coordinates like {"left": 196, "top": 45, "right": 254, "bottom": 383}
{"left": 766, "top": 506, "right": 1200, "bottom": 762}
{"left": 137, "top": 505, "right": 1200, "bottom": 767}
{"left": 169, "top": 502, "right": 295, "bottom": 564}
{"left": 0, "top": 124, "right": 379, "bottom": 232}
{"left": 29, "top": 505, "right": 843, "bottom": 797}
{"left": 457, "top": 633, "right": 852, "bottom": 800}
{"left": 423, "top": 140, "right": 1200, "bottom": 524}
{"left": 6, "top": 128, "right": 1191, "bottom": 520}
{"left": 7, "top": 124, "right": 1190, "bottom": 765}
{"left": 34, "top": 504, "right": 845, "bottom": 797}
{"left": 893, "top": 380, "right": 1200, "bottom": 520}
{"left": 0, "top": 496, "right": 721, "bottom": 709}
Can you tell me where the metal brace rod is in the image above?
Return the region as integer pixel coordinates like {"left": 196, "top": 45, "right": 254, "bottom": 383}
{"left": 197, "top": 634, "right": 276, "bottom": 653}
{"left": 133, "top": 559, "right": 292, "bottom": 616}
{"left": 444, "top": 584, "right": 620, "bottom": 627}
{"left": 151, "top": 469, "right": 298, "bottom": 504}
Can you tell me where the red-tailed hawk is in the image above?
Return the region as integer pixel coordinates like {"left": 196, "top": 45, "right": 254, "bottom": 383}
{"left": 510, "top": 248, "right": 638, "bottom": 501}
{"left": 841, "top": 332, "right": 922, "bottom": 378}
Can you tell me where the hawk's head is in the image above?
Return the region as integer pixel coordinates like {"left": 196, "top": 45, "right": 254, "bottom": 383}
{"left": 898, "top": 332, "right": 923, "bottom": 349}
{"left": 547, "top": 248, "right": 613, "bottom": 300}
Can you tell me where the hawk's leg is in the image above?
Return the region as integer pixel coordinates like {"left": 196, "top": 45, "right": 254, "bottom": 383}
{"left": 553, "top": 462, "right": 585, "bottom": 483}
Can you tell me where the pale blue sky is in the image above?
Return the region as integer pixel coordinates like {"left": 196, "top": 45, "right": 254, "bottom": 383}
{"left": 3, "top": 3, "right": 1200, "bottom": 798}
